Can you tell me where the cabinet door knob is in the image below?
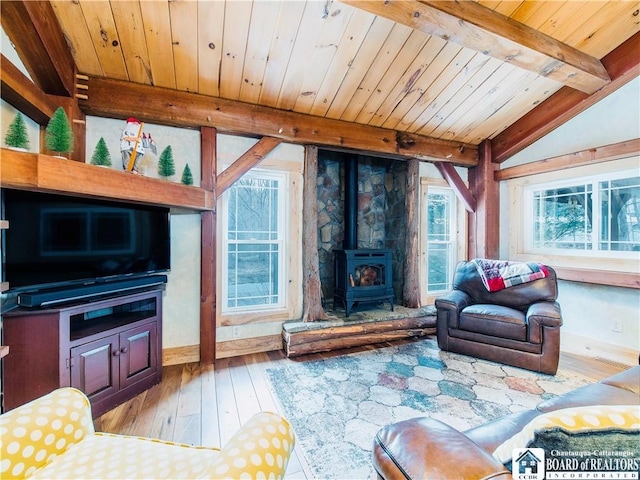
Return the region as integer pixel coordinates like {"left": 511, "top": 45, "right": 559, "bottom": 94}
{"left": 113, "top": 350, "right": 120, "bottom": 356}
{"left": 120, "top": 347, "right": 128, "bottom": 353}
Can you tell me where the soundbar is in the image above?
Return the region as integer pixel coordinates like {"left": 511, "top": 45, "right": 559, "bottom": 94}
{"left": 17, "top": 275, "right": 168, "bottom": 308}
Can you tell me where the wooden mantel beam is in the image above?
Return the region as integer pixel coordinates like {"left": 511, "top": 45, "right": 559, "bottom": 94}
{"left": 0, "top": 0, "right": 76, "bottom": 97}
{"left": 78, "top": 77, "right": 478, "bottom": 167}
{"left": 492, "top": 32, "right": 640, "bottom": 164}
{"left": 341, "top": 0, "right": 610, "bottom": 94}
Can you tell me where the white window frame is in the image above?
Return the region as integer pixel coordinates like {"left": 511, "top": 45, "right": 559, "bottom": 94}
{"left": 523, "top": 169, "right": 639, "bottom": 258}
{"left": 420, "top": 177, "right": 467, "bottom": 305}
{"left": 216, "top": 157, "right": 303, "bottom": 326}
{"left": 508, "top": 156, "right": 640, "bottom": 274}
{"left": 221, "top": 169, "right": 288, "bottom": 313}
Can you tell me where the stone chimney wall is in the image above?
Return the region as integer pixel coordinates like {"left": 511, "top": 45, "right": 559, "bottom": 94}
{"left": 316, "top": 151, "right": 407, "bottom": 305}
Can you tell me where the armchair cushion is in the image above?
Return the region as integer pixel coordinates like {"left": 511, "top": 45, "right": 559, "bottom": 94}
{"left": 0, "top": 388, "right": 295, "bottom": 480}
{"left": 459, "top": 305, "right": 527, "bottom": 341}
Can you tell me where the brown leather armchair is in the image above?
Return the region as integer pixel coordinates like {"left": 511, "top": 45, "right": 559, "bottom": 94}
{"left": 435, "top": 260, "right": 562, "bottom": 374}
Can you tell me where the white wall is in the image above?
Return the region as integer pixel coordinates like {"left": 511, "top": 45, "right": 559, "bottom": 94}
{"left": 499, "top": 77, "right": 640, "bottom": 360}
{"left": 85, "top": 116, "right": 203, "bottom": 350}
{"left": 1, "top": 28, "right": 39, "bottom": 150}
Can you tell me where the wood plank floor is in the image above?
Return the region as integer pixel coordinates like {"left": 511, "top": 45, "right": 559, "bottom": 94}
{"left": 95, "top": 339, "right": 629, "bottom": 480}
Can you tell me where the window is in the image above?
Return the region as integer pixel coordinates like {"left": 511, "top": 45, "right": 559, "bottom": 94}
{"left": 222, "top": 171, "right": 287, "bottom": 311}
{"left": 420, "top": 178, "right": 466, "bottom": 304}
{"left": 425, "top": 187, "right": 457, "bottom": 292}
{"left": 526, "top": 170, "right": 640, "bottom": 255}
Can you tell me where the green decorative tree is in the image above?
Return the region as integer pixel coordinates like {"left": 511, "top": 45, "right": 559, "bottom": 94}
{"left": 4, "top": 112, "right": 30, "bottom": 150}
{"left": 181, "top": 163, "right": 194, "bottom": 185}
{"left": 157, "top": 145, "right": 176, "bottom": 179}
{"left": 90, "top": 137, "right": 112, "bottom": 166}
{"left": 45, "top": 107, "right": 74, "bottom": 156}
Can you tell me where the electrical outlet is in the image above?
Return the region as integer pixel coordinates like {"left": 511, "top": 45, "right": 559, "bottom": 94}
{"left": 232, "top": 325, "right": 242, "bottom": 338}
{"left": 611, "top": 319, "right": 623, "bottom": 333}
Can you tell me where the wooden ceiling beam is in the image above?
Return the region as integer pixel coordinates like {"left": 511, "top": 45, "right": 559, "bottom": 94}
{"left": 496, "top": 139, "right": 640, "bottom": 181}
{"left": 216, "top": 137, "right": 283, "bottom": 197}
{"left": 0, "top": 54, "right": 57, "bottom": 125}
{"left": 341, "top": 0, "right": 610, "bottom": 94}
{"left": 0, "top": 0, "right": 76, "bottom": 97}
{"left": 491, "top": 32, "right": 640, "bottom": 164}
{"left": 78, "top": 77, "right": 478, "bottom": 166}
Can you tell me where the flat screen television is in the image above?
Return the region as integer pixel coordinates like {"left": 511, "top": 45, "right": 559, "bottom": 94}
{"left": 2, "top": 189, "right": 170, "bottom": 304}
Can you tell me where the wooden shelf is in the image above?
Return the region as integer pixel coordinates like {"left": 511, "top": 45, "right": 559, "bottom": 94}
{"left": 0, "top": 148, "right": 214, "bottom": 212}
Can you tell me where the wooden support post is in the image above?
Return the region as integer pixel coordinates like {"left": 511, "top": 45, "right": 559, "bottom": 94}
{"left": 468, "top": 140, "right": 499, "bottom": 259}
{"left": 200, "top": 127, "right": 217, "bottom": 365}
{"left": 403, "top": 158, "right": 421, "bottom": 308}
{"left": 302, "top": 145, "right": 325, "bottom": 322}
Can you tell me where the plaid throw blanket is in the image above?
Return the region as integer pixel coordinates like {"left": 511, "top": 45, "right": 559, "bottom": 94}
{"left": 472, "top": 258, "right": 549, "bottom": 292}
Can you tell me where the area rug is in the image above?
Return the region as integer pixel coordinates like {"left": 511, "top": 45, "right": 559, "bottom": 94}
{"left": 266, "top": 338, "right": 592, "bottom": 479}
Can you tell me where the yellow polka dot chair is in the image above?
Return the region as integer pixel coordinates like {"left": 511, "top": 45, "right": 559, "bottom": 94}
{"left": 0, "top": 387, "right": 295, "bottom": 479}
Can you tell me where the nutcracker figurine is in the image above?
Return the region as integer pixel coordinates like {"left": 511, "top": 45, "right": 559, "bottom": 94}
{"left": 120, "top": 118, "right": 146, "bottom": 173}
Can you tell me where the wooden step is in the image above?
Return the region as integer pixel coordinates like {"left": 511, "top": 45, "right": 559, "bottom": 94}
{"left": 283, "top": 306, "right": 437, "bottom": 357}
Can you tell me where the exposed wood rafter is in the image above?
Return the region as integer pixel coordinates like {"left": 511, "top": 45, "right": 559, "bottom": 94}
{"left": 0, "top": 54, "right": 57, "bottom": 125}
{"left": 216, "top": 136, "right": 284, "bottom": 197}
{"left": 496, "top": 139, "right": 640, "bottom": 181}
{"left": 341, "top": 0, "right": 610, "bottom": 94}
{"left": 78, "top": 77, "right": 479, "bottom": 166}
{"left": 434, "top": 162, "right": 476, "bottom": 213}
{"left": 0, "top": 0, "right": 76, "bottom": 97}
{"left": 492, "top": 32, "right": 640, "bottom": 164}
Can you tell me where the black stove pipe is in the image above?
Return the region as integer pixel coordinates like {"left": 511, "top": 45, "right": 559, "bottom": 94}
{"left": 343, "top": 156, "right": 358, "bottom": 250}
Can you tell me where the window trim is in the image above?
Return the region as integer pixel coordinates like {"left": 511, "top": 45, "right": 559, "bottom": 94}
{"left": 508, "top": 156, "right": 639, "bottom": 277}
{"left": 522, "top": 167, "right": 639, "bottom": 258}
{"left": 216, "top": 158, "right": 303, "bottom": 325}
{"left": 419, "top": 177, "right": 467, "bottom": 305}
{"left": 221, "top": 169, "right": 288, "bottom": 313}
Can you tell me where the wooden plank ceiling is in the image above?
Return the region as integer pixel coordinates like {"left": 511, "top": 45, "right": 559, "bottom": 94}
{"left": 48, "top": 0, "right": 639, "bottom": 151}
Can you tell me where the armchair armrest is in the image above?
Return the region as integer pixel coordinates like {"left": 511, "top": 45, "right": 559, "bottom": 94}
{"left": 435, "top": 290, "right": 471, "bottom": 332}
{"left": 435, "top": 290, "right": 471, "bottom": 312}
{"left": 527, "top": 301, "right": 562, "bottom": 343}
{"left": 373, "top": 417, "right": 511, "bottom": 480}
{"left": 0, "top": 387, "right": 94, "bottom": 478}
{"left": 205, "top": 412, "right": 296, "bottom": 479}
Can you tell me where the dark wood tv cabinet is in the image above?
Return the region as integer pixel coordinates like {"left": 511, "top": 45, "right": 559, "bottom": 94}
{"left": 2, "top": 287, "right": 163, "bottom": 417}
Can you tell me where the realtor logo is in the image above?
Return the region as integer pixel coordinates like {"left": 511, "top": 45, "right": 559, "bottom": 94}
{"left": 512, "top": 448, "right": 545, "bottom": 480}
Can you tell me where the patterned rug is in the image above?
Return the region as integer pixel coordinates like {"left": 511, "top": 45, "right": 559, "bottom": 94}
{"left": 266, "top": 337, "right": 592, "bottom": 480}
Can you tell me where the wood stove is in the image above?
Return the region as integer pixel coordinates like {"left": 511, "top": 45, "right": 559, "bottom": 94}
{"left": 333, "top": 249, "right": 394, "bottom": 317}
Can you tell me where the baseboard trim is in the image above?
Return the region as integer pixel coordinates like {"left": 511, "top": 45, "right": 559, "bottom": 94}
{"left": 216, "top": 334, "right": 283, "bottom": 359}
{"left": 162, "top": 345, "right": 200, "bottom": 366}
{"left": 561, "top": 332, "right": 638, "bottom": 367}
